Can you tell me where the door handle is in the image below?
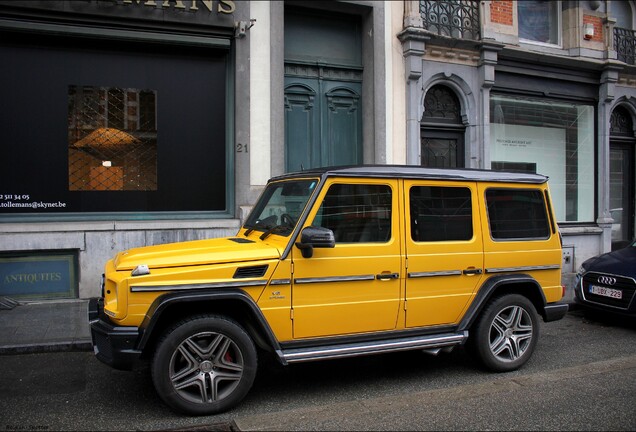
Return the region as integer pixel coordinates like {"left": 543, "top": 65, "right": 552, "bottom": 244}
{"left": 376, "top": 272, "right": 399, "bottom": 280}
{"left": 462, "top": 268, "right": 483, "bottom": 276}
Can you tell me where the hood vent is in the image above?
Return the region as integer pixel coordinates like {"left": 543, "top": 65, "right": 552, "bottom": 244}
{"left": 233, "top": 265, "right": 268, "bottom": 279}
{"left": 229, "top": 238, "right": 255, "bottom": 244}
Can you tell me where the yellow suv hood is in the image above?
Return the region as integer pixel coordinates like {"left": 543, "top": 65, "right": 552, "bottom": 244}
{"left": 113, "top": 237, "right": 281, "bottom": 271}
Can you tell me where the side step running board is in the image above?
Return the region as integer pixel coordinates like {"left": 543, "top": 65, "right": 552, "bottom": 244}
{"left": 280, "top": 331, "right": 468, "bottom": 364}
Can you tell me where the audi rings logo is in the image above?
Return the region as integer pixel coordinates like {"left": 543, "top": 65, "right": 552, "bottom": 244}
{"left": 597, "top": 276, "right": 617, "bottom": 285}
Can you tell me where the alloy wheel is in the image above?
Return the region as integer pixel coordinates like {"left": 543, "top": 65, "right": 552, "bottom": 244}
{"left": 488, "top": 305, "right": 533, "bottom": 362}
{"left": 169, "top": 331, "right": 244, "bottom": 405}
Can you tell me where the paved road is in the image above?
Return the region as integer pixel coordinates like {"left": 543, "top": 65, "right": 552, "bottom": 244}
{"left": 0, "top": 309, "right": 635, "bottom": 431}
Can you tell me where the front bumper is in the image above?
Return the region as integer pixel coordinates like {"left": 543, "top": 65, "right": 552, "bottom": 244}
{"left": 88, "top": 297, "right": 143, "bottom": 370}
{"left": 574, "top": 272, "right": 636, "bottom": 317}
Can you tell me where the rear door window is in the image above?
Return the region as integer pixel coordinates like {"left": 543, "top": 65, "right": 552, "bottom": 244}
{"left": 410, "top": 186, "right": 473, "bottom": 242}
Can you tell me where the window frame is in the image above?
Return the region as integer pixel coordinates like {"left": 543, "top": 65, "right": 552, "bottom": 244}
{"left": 489, "top": 93, "right": 596, "bottom": 224}
{"left": 0, "top": 33, "right": 235, "bottom": 222}
{"left": 517, "top": 0, "right": 562, "bottom": 48}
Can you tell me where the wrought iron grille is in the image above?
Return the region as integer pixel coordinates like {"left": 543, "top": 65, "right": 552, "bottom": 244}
{"left": 615, "top": 27, "right": 636, "bottom": 65}
{"left": 68, "top": 86, "right": 157, "bottom": 191}
{"left": 421, "top": 138, "right": 459, "bottom": 168}
{"left": 419, "top": 0, "right": 480, "bottom": 40}
{"left": 423, "top": 85, "right": 461, "bottom": 121}
{"left": 610, "top": 106, "right": 633, "bottom": 136}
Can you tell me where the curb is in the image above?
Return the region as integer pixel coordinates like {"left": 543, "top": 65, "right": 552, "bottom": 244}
{"left": 0, "top": 339, "right": 93, "bottom": 355}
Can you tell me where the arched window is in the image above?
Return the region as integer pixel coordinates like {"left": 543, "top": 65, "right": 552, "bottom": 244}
{"left": 420, "top": 85, "right": 465, "bottom": 168}
{"left": 610, "top": 105, "right": 634, "bottom": 136}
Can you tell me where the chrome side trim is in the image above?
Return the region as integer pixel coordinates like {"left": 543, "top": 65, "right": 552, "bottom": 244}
{"left": 485, "top": 264, "right": 561, "bottom": 274}
{"left": 294, "top": 275, "right": 376, "bottom": 284}
{"left": 270, "top": 279, "right": 291, "bottom": 286}
{"left": 282, "top": 332, "right": 467, "bottom": 363}
{"left": 408, "top": 270, "right": 462, "bottom": 278}
{"left": 130, "top": 280, "right": 268, "bottom": 292}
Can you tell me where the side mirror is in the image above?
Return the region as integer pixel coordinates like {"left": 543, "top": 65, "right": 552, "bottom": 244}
{"left": 295, "top": 226, "right": 335, "bottom": 258}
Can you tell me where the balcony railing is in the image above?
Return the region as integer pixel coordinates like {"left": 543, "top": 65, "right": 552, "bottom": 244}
{"left": 614, "top": 27, "right": 636, "bottom": 65}
{"left": 419, "top": 0, "right": 480, "bottom": 41}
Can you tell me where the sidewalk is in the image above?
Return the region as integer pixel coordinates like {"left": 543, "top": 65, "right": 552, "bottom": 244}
{"left": 0, "top": 289, "right": 577, "bottom": 356}
{"left": 0, "top": 299, "right": 92, "bottom": 355}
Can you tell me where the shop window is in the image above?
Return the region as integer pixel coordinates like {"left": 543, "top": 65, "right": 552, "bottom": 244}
{"left": 0, "top": 39, "right": 228, "bottom": 216}
{"left": 68, "top": 86, "right": 157, "bottom": 191}
{"left": 518, "top": 0, "right": 561, "bottom": 46}
{"left": 490, "top": 94, "right": 595, "bottom": 223}
{"left": 410, "top": 186, "right": 473, "bottom": 242}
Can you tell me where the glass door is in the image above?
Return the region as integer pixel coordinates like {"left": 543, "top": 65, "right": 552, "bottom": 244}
{"left": 609, "top": 143, "right": 635, "bottom": 250}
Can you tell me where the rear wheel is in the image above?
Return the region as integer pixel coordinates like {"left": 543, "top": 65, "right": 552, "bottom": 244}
{"left": 151, "top": 315, "right": 257, "bottom": 415}
{"left": 469, "top": 294, "right": 539, "bottom": 372}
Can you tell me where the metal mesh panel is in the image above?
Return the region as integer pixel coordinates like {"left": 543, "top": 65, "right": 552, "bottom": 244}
{"left": 615, "top": 27, "right": 636, "bottom": 66}
{"left": 421, "top": 138, "right": 459, "bottom": 168}
{"left": 68, "top": 86, "right": 157, "bottom": 191}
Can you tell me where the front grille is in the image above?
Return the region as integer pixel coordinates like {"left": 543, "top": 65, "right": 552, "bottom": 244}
{"left": 581, "top": 272, "right": 636, "bottom": 310}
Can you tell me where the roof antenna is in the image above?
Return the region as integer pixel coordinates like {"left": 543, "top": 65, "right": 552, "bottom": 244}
{"left": 300, "top": 163, "right": 304, "bottom": 171}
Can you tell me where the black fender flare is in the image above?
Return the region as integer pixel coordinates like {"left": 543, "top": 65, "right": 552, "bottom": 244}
{"left": 458, "top": 274, "right": 547, "bottom": 332}
{"left": 136, "top": 289, "right": 283, "bottom": 356}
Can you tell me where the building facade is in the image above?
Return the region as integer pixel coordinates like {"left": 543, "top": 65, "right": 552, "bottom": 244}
{"left": 399, "top": 0, "right": 636, "bottom": 288}
{"left": 0, "top": 0, "right": 634, "bottom": 301}
{"left": 0, "top": 0, "right": 401, "bottom": 300}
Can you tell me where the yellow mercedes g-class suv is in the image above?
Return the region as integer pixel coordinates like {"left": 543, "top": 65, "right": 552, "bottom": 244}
{"left": 89, "top": 165, "right": 567, "bottom": 415}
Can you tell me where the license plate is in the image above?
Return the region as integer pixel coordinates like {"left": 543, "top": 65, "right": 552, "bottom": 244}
{"left": 589, "top": 284, "right": 622, "bottom": 299}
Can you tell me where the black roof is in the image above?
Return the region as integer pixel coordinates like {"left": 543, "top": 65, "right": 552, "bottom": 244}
{"left": 269, "top": 165, "right": 548, "bottom": 184}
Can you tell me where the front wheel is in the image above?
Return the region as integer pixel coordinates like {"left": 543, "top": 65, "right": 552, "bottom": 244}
{"left": 151, "top": 315, "right": 257, "bottom": 415}
{"left": 469, "top": 294, "right": 539, "bottom": 372}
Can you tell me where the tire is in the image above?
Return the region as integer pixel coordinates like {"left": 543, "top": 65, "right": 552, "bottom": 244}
{"left": 469, "top": 294, "right": 539, "bottom": 372}
{"left": 151, "top": 315, "right": 257, "bottom": 415}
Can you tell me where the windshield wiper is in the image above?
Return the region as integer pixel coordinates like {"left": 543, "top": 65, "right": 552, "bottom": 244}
{"left": 259, "top": 225, "right": 290, "bottom": 240}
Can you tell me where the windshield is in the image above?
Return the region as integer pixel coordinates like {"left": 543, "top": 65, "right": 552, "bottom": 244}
{"left": 244, "top": 179, "right": 319, "bottom": 239}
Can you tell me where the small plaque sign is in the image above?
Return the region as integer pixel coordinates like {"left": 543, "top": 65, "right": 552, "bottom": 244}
{"left": 0, "top": 253, "right": 77, "bottom": 300}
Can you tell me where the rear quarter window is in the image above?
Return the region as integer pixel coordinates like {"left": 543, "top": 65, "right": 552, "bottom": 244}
{"left": 486, "top": 188, "right": 550, "bottom": 240}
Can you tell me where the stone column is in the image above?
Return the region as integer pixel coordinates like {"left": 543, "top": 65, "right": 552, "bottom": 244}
{"left": 398, "top": 27, "right": 429, "bottom": 165}
{"left": 478, "top": 39, "right": 503, "bottom": 169}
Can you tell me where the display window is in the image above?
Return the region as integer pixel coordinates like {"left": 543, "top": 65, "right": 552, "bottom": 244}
{"left": 490, "top": 94, "right": 595, "bottom": 223}
{"left": 0, "top": 38, "right": 229, "bottom": 217}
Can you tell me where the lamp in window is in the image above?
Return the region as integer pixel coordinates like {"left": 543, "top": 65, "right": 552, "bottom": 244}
{"left": 71, "top": 127, "right": 139, "bottom": 191}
